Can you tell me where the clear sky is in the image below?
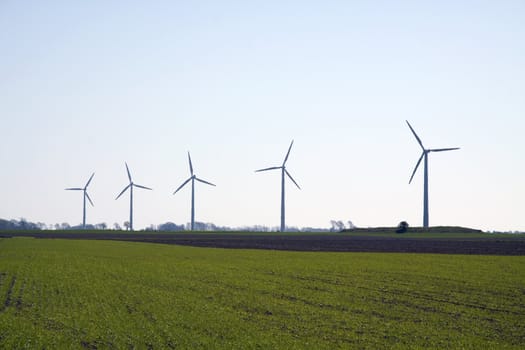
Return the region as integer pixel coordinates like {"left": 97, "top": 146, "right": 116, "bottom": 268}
{"left": 1, "top": 1, "right": 524, "bottom": 231}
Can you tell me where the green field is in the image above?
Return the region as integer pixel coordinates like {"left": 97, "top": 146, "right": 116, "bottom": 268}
{"left": 0, "top": 237, "right": 524, "bottom": 349}
{"left": 5, "top": 226, "right": 525, "bottom": 240}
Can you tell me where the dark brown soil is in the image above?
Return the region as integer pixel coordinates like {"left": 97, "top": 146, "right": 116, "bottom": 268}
{"left": 2, "top": 232, "right": 525, "bottom": 255}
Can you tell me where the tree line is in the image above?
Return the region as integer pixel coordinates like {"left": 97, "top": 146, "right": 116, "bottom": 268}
{"left": 0, "top": 217, "right": 358, "bottom": 232}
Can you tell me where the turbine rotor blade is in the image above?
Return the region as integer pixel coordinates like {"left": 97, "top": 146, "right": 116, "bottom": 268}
{"left": 188, "top": 152, "right": 194, "bottom": 176}
{"left": 85, "top": 192, "right": 94, "bottom": 206}
{"left": 65, "top": 188, "right": 83, "bottom": 191}
{"left": 283, "top": 140, "right": 294, "bottom": 166}
{"left": 134, "top": 184, "right": 153, "bottom": 191}
{"left": 255, "top": 166, "right": 282, "bottom": 172}
{"left": 195, "top": 177, "right": 216, "bottom": 187}
{"left": 115, "top": 184, "right": 131, "bottom": 200}
{"left": 406, "top": 120, "right": 425, "bottom": 150}
{"left": 173, "top": 177, "right": 192, "bottom": 195}
{"left": 409, "top": 152, "right": 425, "bottom": 184}
{"left": 84, "top": 172, "right": 95, "bottom": 189}
{"left": 125, "top": 162, "right": 132, "bottom": 182}
{"left": 429, "top": 147, "right": 460, "bottom": 152}
{"left": 285, "top": 169, "right": 301, "bottom": 189}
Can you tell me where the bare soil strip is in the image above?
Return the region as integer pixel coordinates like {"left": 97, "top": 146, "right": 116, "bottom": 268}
{"left": 1, "top": 232, "right": 525, "bottom": 255}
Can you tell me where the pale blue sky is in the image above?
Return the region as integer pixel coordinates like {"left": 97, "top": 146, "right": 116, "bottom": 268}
{"left": 1, "top": 1, "right": 524, "bottom": 231}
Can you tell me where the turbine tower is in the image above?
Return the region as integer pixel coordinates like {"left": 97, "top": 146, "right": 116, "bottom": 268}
{"left": 406, "top": 121, "right": 460, "bottom": 228}
{"left": 255, "top": 140, "right": 301, "bottom": 232}
{"left": 173, "top": 152, "right": 216, "bottom": 231}
{"left": 65, "top": 172, "right": 95, "bottom": 229}
{"left": 115, "top": 162, "right": 152, "bottom": 231}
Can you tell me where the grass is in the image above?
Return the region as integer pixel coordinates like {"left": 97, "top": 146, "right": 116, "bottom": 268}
{"left": 0, "top": 237, "right": 524, "bottom": 349}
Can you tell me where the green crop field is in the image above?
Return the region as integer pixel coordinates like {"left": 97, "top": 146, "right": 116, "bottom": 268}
{"left": 0, "top": 237, "right": 524, "bottom": 349}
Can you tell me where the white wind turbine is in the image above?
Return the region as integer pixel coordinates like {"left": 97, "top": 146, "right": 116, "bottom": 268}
{"left": 65, "top": 172, "right": 95, "bottom": 229}
{"left": 255, "top": 140, "right": 301, "bottom": 232}
{"left": 115, "top": 162, "right": 152, "bottom": 231}
{"left": 406, "top": 120, "right": 460, "bottom": 228}
{"left": 173, "top": 152, "right": 216, "bottom": 231}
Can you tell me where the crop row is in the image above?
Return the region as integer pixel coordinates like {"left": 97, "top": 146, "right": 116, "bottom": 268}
{"left": 0, "top": 237, "right": 524, "bottom": 349}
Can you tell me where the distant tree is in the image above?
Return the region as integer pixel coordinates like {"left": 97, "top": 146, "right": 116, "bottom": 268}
{"left": 37, "top": 222, "right": 47, "bottom": 230}
{"left": 95, "top": 223, "right": 107, "bottom": 230}
{"left": 193, "top": 222, "right": 207, "bottom": 231}
{"left": 0, "top": 218, "right": 41, "bottom": 230}
{"left": 396, "top": 221, "right": 409, "bottom": 234}
{"left": 0, "top": 218, "right": 42, "bottom": 230}
{"left": 347, "top": 220, "right": 356, "bottom": 230}
{"left": 123, "top": 221, "right": 130, "bottom": 231}
{"left": 330, "top": 220, "right": 347, "bottom": 232}
{"left": 113, "top": 223, "right": 122, "bottom": 230}
{"left": 60, "top": 222, "right": 70, "bottom": 230}
{"left": 19, "top": 218, "right": 28, "bottom": 229}
{"left": 0, "top": 219, "right": 16, "bottom": 230}
{"left": 158, "top": 222, "right": 184, "bottom": 232}
{"left": 0, "top": 219, "right": 8, "bottom": 230}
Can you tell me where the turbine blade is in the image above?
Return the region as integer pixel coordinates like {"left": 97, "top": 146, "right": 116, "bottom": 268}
{"left": 125, "top": 162, "right": 132, "bottom": 182}
{"left": 65, "top": 188, "right": 83, "bottom": 191}
{"left": 195, "top": 177, "right": 216, "bottom": 187}
{"left": 173, "top": 177, "right": 192, "bottom": 195}
{"left": 188, "top": 152, "right": 194, "bottom": 176}
{"left": 134, "top": 184, "right": 153, "bottom": 191}
{"left": 115, "top": 184, "right": 131, "bottom": 200}
{"left": 409, "top": 152, "right": 425, "bottom": 184}
{"left": 429, "top": 147, "right": 460, "bottom": 152}
{"left": 85, "top": 192, "right": 94, "bottom": 206}
{"left": 283, "top": 140, "right": 294, "bottom": 165}
{"left": 84, "top": 172, "right": 95, "bottom": 189}
{"left": 255, "top": 166, "right": 282, "bottom": 172}
{"left": 406, "top": 120, "right": 425, "bottom": 150}
{"left": 285, "top": 169, "right": 301, "bottom": 189}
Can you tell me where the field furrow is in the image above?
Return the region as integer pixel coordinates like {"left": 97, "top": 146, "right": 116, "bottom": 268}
{"left": 0, "top": 237, "right": 524, "bottom": 349}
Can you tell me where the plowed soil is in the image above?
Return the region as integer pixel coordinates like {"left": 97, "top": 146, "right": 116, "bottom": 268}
{"left": 2, "top": 232, "right": 525, "bottom": 255}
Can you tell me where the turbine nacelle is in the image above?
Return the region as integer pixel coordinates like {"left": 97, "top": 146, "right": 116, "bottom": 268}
{"left": 173, "top": 153, "right": 216, "bottom": 195}
{"left": 173, "top": 152, "right": 216, "bottom": 230}
{"left": 65, "top": 172, "right": 95, "bottom": 205}
{"left": 115, "top": 162, "right": 152, "bottom": 231}
{"left": 255, "top": 140, "right": 301, "bottom": 190}
{"left": 255, "top": 140, "right": 301, "bottom": 232}
{"left": 406, "top": 121, "right": 460, "bottom": 184}
{"left": 65, "top": 172, "right": 95, "bottom": 228}
{"left": 255, "top": 166, "right": 301, "bottom": 190}
{"left": 406, "top": 120, "right": 460, "bottom": 228}
{"left": 115, "top": 162, "right": 152, "bottom": 200}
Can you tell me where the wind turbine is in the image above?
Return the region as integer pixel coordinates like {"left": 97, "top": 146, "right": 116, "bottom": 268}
{"left": 406, "top": 121, "right": 460, "bottom": 228}
{"left": 65, "top": 172, "right": 95, "bottom": 229}
{"left": 173, "top": 152, "right": 216, "bottom": 231}
{"left": 115, "top": 162, "right": 152, "bottom": 231}
{"left": 255, "top": 140, "right": 301, "bottom": 232}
